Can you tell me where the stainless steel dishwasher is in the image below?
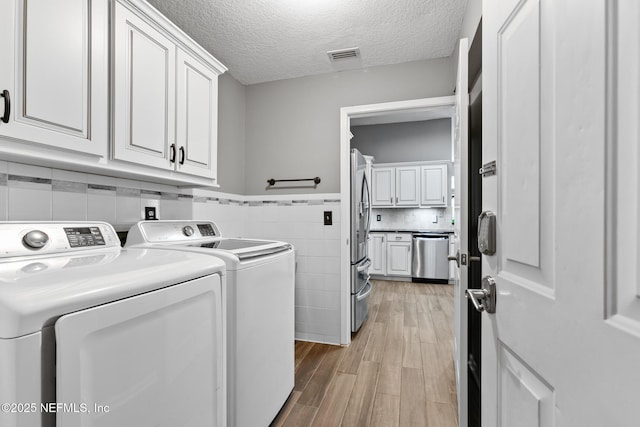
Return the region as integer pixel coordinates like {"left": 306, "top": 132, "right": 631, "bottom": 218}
{"left": 412, "top": 234, "right": 450, "bottom": 283}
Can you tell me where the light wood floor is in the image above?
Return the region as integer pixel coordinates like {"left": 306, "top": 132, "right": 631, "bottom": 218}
{"left": 271, "top": 279, "right": 458, "bottom": 427}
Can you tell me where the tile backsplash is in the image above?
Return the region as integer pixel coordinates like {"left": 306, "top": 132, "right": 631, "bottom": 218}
{"left": 371, "top": 206, "right": 453, "bottom": 231}
{"left": 0, "top": 161, "right": 194, "bottom": 230}
{"left": 1, "top": 160, "right": 344, "bottom": 345}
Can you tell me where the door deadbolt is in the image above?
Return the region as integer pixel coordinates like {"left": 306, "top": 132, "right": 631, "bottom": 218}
{"left": 465, "top": 276, "right": 497, "bottom": 314}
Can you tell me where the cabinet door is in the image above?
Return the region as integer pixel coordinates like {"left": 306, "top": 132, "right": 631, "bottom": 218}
{"left": 421, "top": 164, "right": 448, "bottom": 206}
{"left": 386, "top": 240, "right": 412, "bottom": 276}
{"left": 368, "top": 233, "right": 386, "bottom": 275}
{"left": 395, "top": 166, "right": 420, "bottom": 206}
{"left": 371, "top": 167, "right": 395, "bottom": 206}
{"left": 113, "top": 1, "right": 176, "bottom": 170}
{"left": 0, "top": 0, "right": 108, "bottom": 155}
{"left": 175, "top": 49, "right": 218, "bottom": 179}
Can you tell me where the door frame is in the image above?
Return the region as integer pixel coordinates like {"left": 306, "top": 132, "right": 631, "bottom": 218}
{"left": 339, "top": 96, "right": 456, "bottom": 345}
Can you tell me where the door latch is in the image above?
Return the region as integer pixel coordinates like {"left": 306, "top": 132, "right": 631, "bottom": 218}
{"left": 465, "top": 276, "right": 497, "bottom": 314}
{"left": 448, "top": 250, "right": 469, "bottom": 267}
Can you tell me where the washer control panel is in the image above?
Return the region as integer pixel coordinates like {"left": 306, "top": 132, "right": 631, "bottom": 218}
{"left": 132, "top": 220, "right": 221, "bottom": 243}
{"left": 0, "top": 222, "right": 119, "bottom": 258}
{"left": 64, "top": 227, "right": 106, "bottom": 248}
{"left": 197, "top": 223, "right": 216, "bottom": 237}
{"left": 22, "top": 230, "right": 49, "bottom": 249}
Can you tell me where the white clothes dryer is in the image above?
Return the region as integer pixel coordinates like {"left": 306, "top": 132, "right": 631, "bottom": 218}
{"left": 126, "top": 220, "right": 295, "bottom": 427}
{"left": 0, "top": 222, "right": 226, "bottom": 427}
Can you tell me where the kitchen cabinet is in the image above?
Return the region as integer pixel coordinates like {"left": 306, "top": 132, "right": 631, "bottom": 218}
{"left": 368, "top": 233, "right": 386, "bottom": 275}
{"left": 386, "top": 233, "right": 412, "bottom": 276}
{"left": 421, "top": 164, "right": 448, "bottom": 206}
{"left": 395, "top": 166, "right": 420, "bottom": 206}
{"left": 0, "top": 0, "right": 109, "bottom": 155}
{"left": 371, "top": 167, "right": 395, "bottom": 206}
{"left": 113, "top": 0, "right": 224, "bottom": 180}
{"left": 371, "top": 162, "right": 447, "bottom": 208}
{"left": 369, "top": 232, "right": 412, "bottom": 277}
{"left": 371, "top": 165, "right": 419, "bottom": 207}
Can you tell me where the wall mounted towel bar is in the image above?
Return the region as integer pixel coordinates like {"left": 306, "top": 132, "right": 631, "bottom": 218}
{"left": 267, "top": 177, "right": 321, "bottom": 186}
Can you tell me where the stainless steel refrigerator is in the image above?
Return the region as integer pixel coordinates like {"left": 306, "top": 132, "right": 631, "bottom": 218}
{"left": 351, "top": 148, "right": 373, "bottom": 332}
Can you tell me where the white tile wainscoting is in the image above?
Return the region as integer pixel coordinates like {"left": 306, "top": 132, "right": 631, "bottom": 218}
{"left": 194, "top": 188, "right": 343, "bottom": 344}
{"left": 0, "top": 161, "right": 343, "bottom": 345}
{"left": 0, "top": 161, "right": 194, "bottom": 228}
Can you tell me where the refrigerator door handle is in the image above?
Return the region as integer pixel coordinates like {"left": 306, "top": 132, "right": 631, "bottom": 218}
{"left": 357, "top": 258, "right": 371, "bottom": 272}
{"left": 356, "top": 281, "right": 373, "bottom": 301}
{"left": 362, "top": 173, "right": 371, "bottom": 241}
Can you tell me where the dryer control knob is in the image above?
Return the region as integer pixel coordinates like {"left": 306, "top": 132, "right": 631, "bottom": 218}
{"left": 23, "top": 230, "right": 49, "bottom": 249}
{"left": 182, "top": 225, "right": 195, "bottom": 237}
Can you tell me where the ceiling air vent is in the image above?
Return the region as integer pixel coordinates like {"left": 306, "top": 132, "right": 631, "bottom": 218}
{"left": 327, "top": 47, "right": 360, "bottom": 62}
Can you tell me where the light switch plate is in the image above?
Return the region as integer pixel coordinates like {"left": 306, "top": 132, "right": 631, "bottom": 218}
{"left": 324, "top": 211, "right": 332, "bottom": 225}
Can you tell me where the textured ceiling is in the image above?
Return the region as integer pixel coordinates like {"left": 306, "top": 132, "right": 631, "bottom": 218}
{"left": 145, "top": 0, "right": 469, "bottom": 85}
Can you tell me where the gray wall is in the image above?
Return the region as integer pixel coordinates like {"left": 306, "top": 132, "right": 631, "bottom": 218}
{"left": 243, "top": 58, "right": 455, "bottom": 195}
{"left": 351, "top": 119, "right": 452, "bottom": 163}
{"left": 216, "top": 73, "right": 246, "bottom": 194}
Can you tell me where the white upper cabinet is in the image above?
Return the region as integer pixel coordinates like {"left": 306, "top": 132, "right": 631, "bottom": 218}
{"left": 175, "top": 49, "right": 218, "bottom": 178}
{"left": 395, "top": 166, "right": 420, "bottom": 206}
{"left": 420, "top": 164, "right": 448, "bottom": 206}
{"left": 0, "top": 0, "right": 108, "bottom": 155}
{"left": 372, "top": 162, "right": 448, "bottom": 208}
{"left": 112, "top": 0, "right": 225, "bottom": 181}
{"left": 0, "top": 0, "right": 226, "bottom": 186}
{"left": 113, "top": 2, "right": 176, "bottom": 170}
{"left": 371, "top": 167, "right": 395, "bottom": 206}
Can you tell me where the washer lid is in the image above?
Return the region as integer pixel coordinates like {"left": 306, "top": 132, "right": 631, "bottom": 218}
{"left": 0, "top": 248, "right": 225, "bottom": 339}
{"left": 188, "top": 239, "right": 292, "bottom": 260}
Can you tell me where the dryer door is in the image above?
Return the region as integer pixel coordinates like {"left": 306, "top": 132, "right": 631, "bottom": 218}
{"left": 55, "top": 274, "right": 225, "bottom": 427}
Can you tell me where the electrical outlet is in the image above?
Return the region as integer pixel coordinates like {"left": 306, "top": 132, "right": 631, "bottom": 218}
{"left": 145, "top": 206, "right": 157, "bottom": 220}
{"left": 324, "top": 211, "right": 332, "bottom": 225}
{"left": 376, "top": 215, "right": 381, "bottom": 221}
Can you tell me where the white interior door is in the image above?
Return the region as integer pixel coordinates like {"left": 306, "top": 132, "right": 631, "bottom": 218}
{"left": 482, "top": 1, "right": 640, "bottom": 425}
{"left": 452, "top": 37, "right": 469, "bottom": 427}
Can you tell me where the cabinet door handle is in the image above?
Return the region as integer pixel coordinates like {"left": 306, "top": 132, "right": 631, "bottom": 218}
{"left": 1, "top": 90, "right": 10, "bottom": 124}
{"left": 395, "top": 196, "right": 398, "bottom": 204}
{"left": 169, "top": 144, "right": 177, "bottom": 163}
{"left": 179, "top": 146, "right": 185, "bottom": 165}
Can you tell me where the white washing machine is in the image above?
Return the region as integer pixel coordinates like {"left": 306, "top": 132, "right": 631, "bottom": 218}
{"left": 0, "top": 222, "right": 226, "bottom": 427}
{"left": 126, "top": 220, "right": 295, "bottom": 427}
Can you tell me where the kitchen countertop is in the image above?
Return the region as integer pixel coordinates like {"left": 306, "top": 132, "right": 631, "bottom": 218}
{"left": 369, "top": 229, "right": 454, "bottom": 234}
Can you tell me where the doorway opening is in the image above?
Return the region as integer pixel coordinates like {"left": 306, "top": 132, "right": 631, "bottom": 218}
{"left": 339, "top": 96, "right": 457, "bottom": 346}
